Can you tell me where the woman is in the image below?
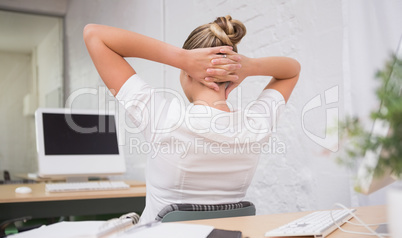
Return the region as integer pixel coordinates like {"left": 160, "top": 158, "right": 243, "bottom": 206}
{"left": 84, "top": 15, "right": 300, "bottom": 224}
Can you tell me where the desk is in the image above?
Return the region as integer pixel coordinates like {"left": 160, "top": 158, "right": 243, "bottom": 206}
{"left": 183, "top": 205, "right": 386, "bottom": 238}
{"left": 0, "top": 181, "right": 146, "bottom": 222}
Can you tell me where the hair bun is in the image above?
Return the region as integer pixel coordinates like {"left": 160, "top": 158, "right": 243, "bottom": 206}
{"left": 182, "top": 15, "right": 246, "bottom": 52}
{"left": 210, "top": 15, "right": 246, "bottom": 50}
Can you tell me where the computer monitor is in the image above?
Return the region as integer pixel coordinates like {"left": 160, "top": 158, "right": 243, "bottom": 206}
{"left": 35, "top": 108, "right": 126, "bottom": 181}
{"left": 355, "top": 36, "right": 402, "bottom": 195}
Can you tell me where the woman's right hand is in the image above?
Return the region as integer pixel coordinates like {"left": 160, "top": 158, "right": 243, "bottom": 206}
{"left": 184, "top": 46, "right": 242, "bottom": 91}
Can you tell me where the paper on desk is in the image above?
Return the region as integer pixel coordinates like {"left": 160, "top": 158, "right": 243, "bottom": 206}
{"left": 8, "top": 221, "right": 214, "bottom": 238}
{"left": 8, "top": 221, "right": 105, "bottom": 238}
{"left": 117, "top": 222, "right": 214, "bottom": 238}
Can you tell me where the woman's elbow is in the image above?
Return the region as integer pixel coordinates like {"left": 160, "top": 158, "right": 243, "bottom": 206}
{"left": 290, "top": 59, "right": 301, "bottom": 80}
{"left": 292, "top": 58, "right": 301, "bottom": 74}
{"left": 83, "top": 24, "right": 99, "bottom": 42}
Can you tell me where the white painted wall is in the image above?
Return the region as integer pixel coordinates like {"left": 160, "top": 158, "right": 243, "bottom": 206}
{"left": 0, "top": 52, "right": 37, "bottom": 177}
{"left": 36, "top": 18, "right": 64, "bottom": 108}
{"left": 63, "top": 0, "right": 402, "bottom": 215}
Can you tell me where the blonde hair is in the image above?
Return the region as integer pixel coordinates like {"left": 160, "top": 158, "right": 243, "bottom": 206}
{"left": 182, "top": 15, "right": 246, "bottom": 52}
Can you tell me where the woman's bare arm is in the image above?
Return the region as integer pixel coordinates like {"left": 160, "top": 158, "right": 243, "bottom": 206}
{"left": 83, "top": 24, "right": 240, "bottom": 95}
{"left": 247, "top": 56, "right": 300, "bottom": 102}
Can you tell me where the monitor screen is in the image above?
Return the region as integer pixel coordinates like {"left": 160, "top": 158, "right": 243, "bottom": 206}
{"left": 35, "top": 108, "right": 126, "bottom": 179}
{"left": 42, "top": 113, "right": 119, "bottom": 155}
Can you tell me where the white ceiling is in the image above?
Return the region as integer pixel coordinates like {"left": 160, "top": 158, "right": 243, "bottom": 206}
{"left": 0, "top": 10, "right": 60, "bottom": 54}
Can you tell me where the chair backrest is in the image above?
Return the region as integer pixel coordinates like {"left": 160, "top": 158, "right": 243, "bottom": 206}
{"left": 156, "top": 201, "right": 256, "bottom": 223}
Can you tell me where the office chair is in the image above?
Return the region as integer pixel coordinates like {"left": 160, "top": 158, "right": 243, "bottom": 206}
{"left": 0, "top": 216, "right": 43, "bottom": 238}
{"left": 156, "top": 201, "right": 255, "bottom": 222}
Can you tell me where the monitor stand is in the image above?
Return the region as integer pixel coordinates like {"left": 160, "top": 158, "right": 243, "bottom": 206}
{"left": 65, "top": 177, "right": 89, "bottom": 183}
{"left": 375, "top": 224, "right": 388, "bottom": 234}
{"left": 65, "top": 177, "right": 109, "bottom": 183}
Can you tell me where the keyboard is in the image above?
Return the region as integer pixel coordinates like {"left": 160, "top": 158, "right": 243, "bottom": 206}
{"left": 45, "top": 181, "right": 130, "bottom": 193}
{"left": 265, "top": 209, "right": 356, "bottom": 238}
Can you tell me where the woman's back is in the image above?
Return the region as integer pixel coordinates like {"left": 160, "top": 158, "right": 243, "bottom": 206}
{"left": 84, "top": 15, "right": 299, "bottom": 225}
{"left": 117, "top": 74, "right": 285, "bottom": 223}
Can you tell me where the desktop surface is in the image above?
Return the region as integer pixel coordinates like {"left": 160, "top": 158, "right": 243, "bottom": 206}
{"left": 0, "top": 181, "right": 146, "bottom": 222}
{"left": 181, "top": 205, "right": 386, "bottom": 238}
{"left": 0, "top": 181, "right": 146, "bottom": 203}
